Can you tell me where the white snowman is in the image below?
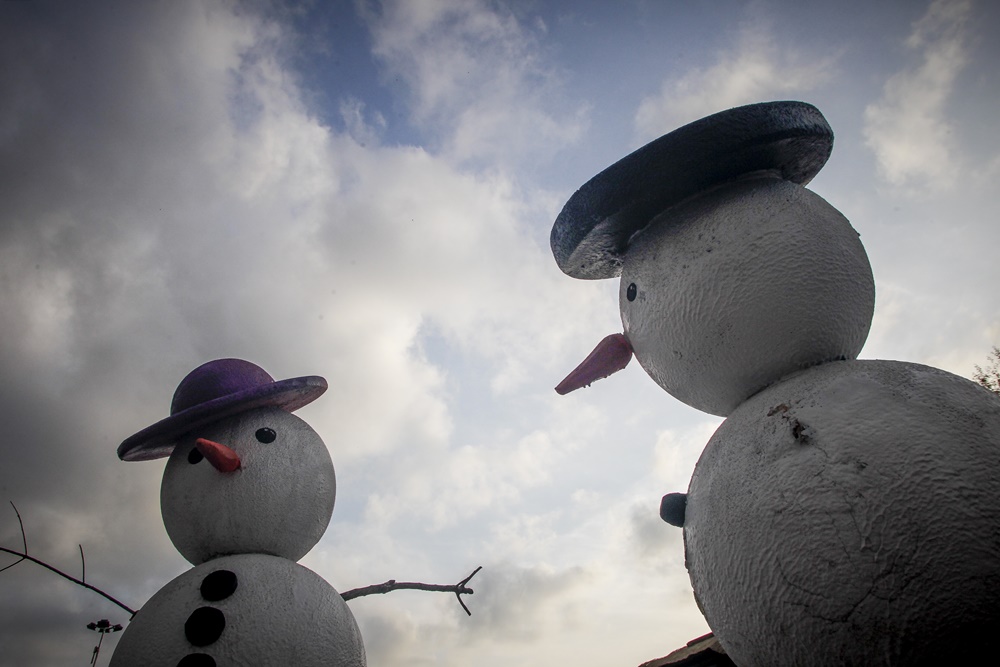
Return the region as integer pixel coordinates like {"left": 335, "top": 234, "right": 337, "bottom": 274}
{"left": 111, "top": 358, "right": 366, "bottom": 667}
{"left": 553, "top": 102, "right": 1000, "bottom": 665}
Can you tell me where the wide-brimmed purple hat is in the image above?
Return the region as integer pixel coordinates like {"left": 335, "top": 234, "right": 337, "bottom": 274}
{"left": 118, "top": 358, "right": 327, "bottom": 462}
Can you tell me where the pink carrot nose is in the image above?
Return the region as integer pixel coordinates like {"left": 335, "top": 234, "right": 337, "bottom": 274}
{"left": 555, "top": 333, "right": 634, "bottom": 394}
{"left": 195, "top": 438, "right": 242, "bottom": 473}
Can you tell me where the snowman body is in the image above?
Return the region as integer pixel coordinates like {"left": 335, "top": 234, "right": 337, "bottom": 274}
{"left": 645, "top": 188, "right": 1000, "bottom": 663}
{"left": 113, "top": 366, "right": 366, "bottom": 667}
{"left": 684, "top": 360, "right": 1000, "bottom": 666}
{"left": 552, "top": 103, "right": 1000, "bottom": 665}
{"left": 110, "top": 554, "right": 365, "bottom": 667}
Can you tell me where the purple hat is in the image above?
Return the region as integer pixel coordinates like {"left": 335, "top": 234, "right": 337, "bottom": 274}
{"left": 118, "top": 358, "right": 327, "bottom": 462}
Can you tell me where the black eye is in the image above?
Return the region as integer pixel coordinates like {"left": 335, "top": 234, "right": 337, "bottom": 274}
{"left": 188, "top": 447, "right": 204, "bottom": 465}
{"left": 626, "top": 283, "right": 637, "bottom": 302}
{"left": 255, "top": 428, "right": 277, "bottom": 444}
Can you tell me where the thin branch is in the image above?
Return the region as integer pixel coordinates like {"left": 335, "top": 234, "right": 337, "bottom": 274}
{"left": 0, "top": 502, "right": 27, "bottom": 574}
{"left": 0, "top": 545, "right": 136, "bottom": 617}
{"left": 80, "top": 544, "right": 86, "bottom": 583}
{"left": 1, "top": 502, "right": 136, "bottom": 617}
{"left": 973, "top": 346, "right": 1000, "bottom": 396}
{"left": 0, "top": 553, "right": 25, "bottom": 574}
{"left": 452, "top": 566, "right": 482, "bottom": 616}
{"left": 13, "top": 502, "right": 26, "bottom": 553}
{"left": 341, "top": 566, "right": 482, "bottom": 616}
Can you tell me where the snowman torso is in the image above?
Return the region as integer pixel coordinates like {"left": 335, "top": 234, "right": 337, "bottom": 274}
{"left": 109, "top": 554, "right": 366, "bottom": 667}
{"left": 684, "top": 360, "right": 1000, "bottom": 666}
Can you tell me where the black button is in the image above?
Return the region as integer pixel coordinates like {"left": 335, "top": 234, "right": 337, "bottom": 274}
{"left": 177, "top": 654, "right": 216, "bottom": 667}
{"left": 184, "top": 607, "right": 225, "bottom": 646}
{"left": 200, "top": 570, "right": 238, "bottom": 602}
{"left": 659, "top": 492, "right": 687, "bottom": 527}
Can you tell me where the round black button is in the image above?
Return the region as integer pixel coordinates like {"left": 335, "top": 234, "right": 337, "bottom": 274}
{"left": 177, "top": 654, "right": 216, "bottom": 667}
{"left": 200, "top": 569, "right": 238, "bottom": 602}
{"left": 184, "top": 607, "right": 225, "bottom": 647}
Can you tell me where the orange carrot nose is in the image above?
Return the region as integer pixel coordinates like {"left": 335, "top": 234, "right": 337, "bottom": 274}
{"left": 195, "top": 438, "right": 242, "bottom": 473}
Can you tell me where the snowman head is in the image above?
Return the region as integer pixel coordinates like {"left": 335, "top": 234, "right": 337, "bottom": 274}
{"left": 118, "top": 359, "right": 335, "bottom": 564}
{"left": 161, "top": 406, "right": 335, "bottom": 564}
{"left": 552, "top": 102, "right": 874, "bottom": 416}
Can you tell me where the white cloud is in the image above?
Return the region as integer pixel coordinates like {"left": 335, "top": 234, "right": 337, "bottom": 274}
{"left": 358, "top": 404, "right": 604, "bottom": 532}
{"left": 863, "top": 0, "right": 973, "bottom": 191}
{"left": 634, "top": 22, "right": 836, "bottom": 142}
{"left": 650, "top": 421, "right": 723, "bottom": 491}
{"left": 339, "top": 96, "right": 387, "bottom": 147}
{"left": 359, "top": 0, "right": 587, "bottom": 166}
{"left": 0, "top": 3, "right": 620, "bottom": 663}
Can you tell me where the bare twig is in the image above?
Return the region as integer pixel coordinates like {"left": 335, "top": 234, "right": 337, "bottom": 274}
{"left": 0, "top": 551, "right": 25, "bottom": 574}
{"left": 1, "top": 502, "right": 136, "bottom": 617}
{"left": 974, "top": 346, "right": 1000, "bottom": 396}
{"left": 341, "top": 566, "right": 482, "bottom": 616}
{"left": 0, "top": 502, "right": 27, "bottom": 574}
{"left": 13, "top": 502, "right": 26, "bottom": 553}
{"left": 80, "top": 544, "right": 86, "bottom": 583}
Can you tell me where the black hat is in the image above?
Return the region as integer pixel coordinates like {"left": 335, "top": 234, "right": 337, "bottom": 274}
{"left": 550, "top": 101, "right": 834, "bottom": 280}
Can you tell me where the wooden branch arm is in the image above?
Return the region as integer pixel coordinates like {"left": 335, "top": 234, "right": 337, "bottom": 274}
{"left": 341, "top": 566, "right": 482, "bottom": 615}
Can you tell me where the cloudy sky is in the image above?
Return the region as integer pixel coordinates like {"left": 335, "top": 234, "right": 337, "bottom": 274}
{"left": 1, "top": 0, "right": 998, "bottom": 664}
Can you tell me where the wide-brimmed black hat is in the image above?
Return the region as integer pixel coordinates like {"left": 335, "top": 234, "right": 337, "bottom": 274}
{"left": 550, "top": 101, "right": 834, "bottom": 280}
{"left": 118, "top": 358, "right": 327, "bottom": 462}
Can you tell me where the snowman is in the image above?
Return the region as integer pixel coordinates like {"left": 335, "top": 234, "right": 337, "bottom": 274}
{"left": 552, "top": 102, "right": 1000, "bottom": 665}
{"left": 110, "top": 358, "right": 366, "bottom": 667}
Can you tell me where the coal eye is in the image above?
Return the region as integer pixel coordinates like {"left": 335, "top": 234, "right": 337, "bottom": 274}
{"left": 626, "top": 283, "right": 637, "bottom": 302}
{"left": 255, "top": 428, "right": 277, "bottom": 444}
{"left": 188, "top": 447, "right": 204, "bottom": 464}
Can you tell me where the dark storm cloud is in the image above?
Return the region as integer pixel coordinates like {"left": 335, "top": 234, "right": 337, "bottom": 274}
{"left": 0, "top": 0, "right": 265, "bottom": 509}
{"left": 0, "top": 2, "right": 289, "bottom": 661}
{"left": 0, "top": 2, "right": 581, "bottom": 662}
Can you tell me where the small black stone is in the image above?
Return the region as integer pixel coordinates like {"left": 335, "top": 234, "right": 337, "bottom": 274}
{"left": 200, "top": 569, "right": 238, "bottom": 602}
{"left": 660, "top": 492, "right": 687, "bottom": 527}
{"left": 177, "top": 654, "right": 216, "bottom": 667}
{"left": 626, "top": 283, "right": 637, "bottom": 302}
{"left": 185, "top": 607, "right": 225, "bottom": 647}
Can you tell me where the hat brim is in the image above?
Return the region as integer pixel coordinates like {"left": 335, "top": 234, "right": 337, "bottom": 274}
{"left": 117, "top": 376, "right": 328, "bottom": 462}
{"left": 550, "top": 101, "right": 834, "bottom": 280}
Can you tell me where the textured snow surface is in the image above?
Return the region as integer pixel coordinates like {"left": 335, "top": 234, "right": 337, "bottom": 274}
{"left": 109, "top": 554, "right": 366, "bottom": 667}
{"left": 684, "top": 359, "right": 1000, "bottom": 666}
{"left": 160, "top": 407, "right": 336, "bottom": 564}
{"left": 620, "top": 176, "right": 874, "bottom": 416}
